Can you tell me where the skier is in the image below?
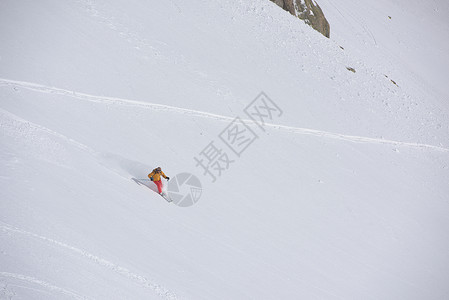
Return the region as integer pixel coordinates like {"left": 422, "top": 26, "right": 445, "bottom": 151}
{"left": 148, "top": 167, "right": 170, "bottom": 195}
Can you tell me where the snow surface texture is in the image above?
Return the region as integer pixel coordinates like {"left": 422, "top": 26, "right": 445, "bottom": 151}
{"left": 1, "top": 0, "right": 448, "bottom": 299}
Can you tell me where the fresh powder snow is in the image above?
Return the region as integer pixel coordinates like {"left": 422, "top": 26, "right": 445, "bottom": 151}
{"left": 1, "top": 0, "right": 448, "bottom": 299}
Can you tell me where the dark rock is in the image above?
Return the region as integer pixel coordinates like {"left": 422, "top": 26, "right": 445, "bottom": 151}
{"left": 270, "top": 0, "right": 330, "bottom": 38}
{"left": 346, "top": 67, "right": 356, "bottom": 73}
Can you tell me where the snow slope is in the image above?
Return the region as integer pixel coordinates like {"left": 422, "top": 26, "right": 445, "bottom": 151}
{"left": 319, "top": 0, "right": 449, "bottom": 100}
{"left": 1, "top": 0, "right": 448, "bottom": 299}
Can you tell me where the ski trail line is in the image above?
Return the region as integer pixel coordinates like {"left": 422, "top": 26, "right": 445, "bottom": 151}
{"left": 0, "top": 108, "right": 96, "bottom": 155}
{"left": 1, "top": 78, "right": 447, "bottom": 153}
{"left": 0, "top": 272, "right": 90, "bottom": 300}
{"left": 0, "top": 222, "right": 178, "bottom": 300}
{"left": 0, "top": 108, "right": 145, "bottom": 183}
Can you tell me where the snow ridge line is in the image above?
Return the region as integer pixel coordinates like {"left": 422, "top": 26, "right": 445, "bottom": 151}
{"left": 0, "top": 108, "right": 96, "bottom": 155}
{"left": 0, "top": 223, "right": 178, "bottom": 300}
{"left": 0, "top": 272, "right": 90, "bottom": 300}
{"left": 1, "top": 78, "right": 447, "bottom": 152}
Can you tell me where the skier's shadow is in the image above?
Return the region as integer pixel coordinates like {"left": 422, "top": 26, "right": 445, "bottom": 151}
{"left": 132, "top": 178, "right": 159, "bottom": 193}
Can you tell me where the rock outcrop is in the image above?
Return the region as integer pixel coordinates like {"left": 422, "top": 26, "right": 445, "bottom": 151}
{"left": 270, "top": 0, "right": 330, "bottom": 38}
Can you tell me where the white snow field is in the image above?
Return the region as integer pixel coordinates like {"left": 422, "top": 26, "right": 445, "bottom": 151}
{"left": 1, "top": 0, "right": 448, "bottom": 299}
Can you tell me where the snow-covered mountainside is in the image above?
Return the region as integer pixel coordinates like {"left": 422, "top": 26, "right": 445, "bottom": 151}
{"left": 1, "top": 0, "right": 448, "bottom": 299}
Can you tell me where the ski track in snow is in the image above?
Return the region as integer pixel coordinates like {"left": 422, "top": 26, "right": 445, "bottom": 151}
{"left": 0, "top": 272, "right": 89, "bottom": 300}
{"left": 0, "top": 107, "right": 95, "bottom": 155}
{"left": 0, "top": 223, "right": 178, "bottom": 300}
{"left": 1, "top": 78, "right": 448, "bottom": 153}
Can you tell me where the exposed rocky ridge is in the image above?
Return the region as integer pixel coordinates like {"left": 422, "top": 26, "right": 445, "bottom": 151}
{"left": 270, "top": 0, "right": 330, "bottom": 38}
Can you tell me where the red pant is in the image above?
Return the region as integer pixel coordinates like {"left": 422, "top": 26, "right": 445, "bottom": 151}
{"left": 154, "top": 180, "right": 163, "bottom": 193}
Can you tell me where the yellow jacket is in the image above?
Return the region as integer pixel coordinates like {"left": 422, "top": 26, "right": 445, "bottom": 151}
{"left": 148, "top": 169, "right": 167, "bottom": 181}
